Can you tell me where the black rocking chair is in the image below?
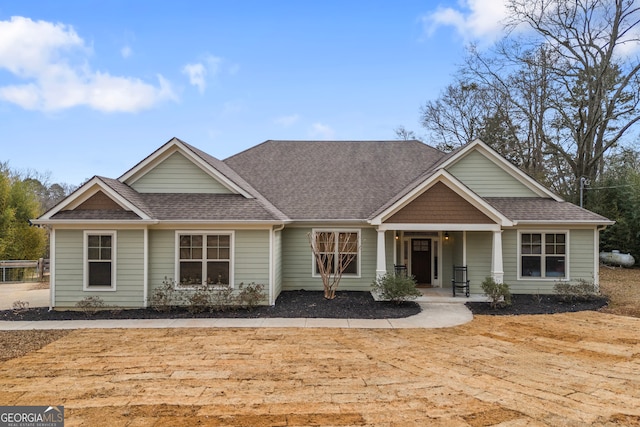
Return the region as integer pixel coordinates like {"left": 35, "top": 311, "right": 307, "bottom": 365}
{"left": 451, "top": 265, "right": 470, "bottom": 297}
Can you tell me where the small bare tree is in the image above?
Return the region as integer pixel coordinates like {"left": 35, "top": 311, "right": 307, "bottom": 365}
{"left": 308, "top": 231, "right": 359, "bottom": 300}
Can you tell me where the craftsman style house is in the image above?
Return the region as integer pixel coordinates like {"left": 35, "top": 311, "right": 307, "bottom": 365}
{"left": 34, "top": 137, "right": 612, "bottom": 309}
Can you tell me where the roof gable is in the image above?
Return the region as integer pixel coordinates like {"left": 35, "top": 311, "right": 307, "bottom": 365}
{"left": 439, "top": 139, "right": 561, "bottom": 200}
{"left": 129, "top": 151, "right": 233, "bottom": 194}
{"left": 370, "top": 170, "right": 512, "bottom": 227}
{"left": 37, "top": 177, "right": 152, "bottom": 222}
{"left": 385, "top": 182, "right": 494, "bottom": 224}
{"left": 119, "top": 137, "right": 252, "bottom": 197}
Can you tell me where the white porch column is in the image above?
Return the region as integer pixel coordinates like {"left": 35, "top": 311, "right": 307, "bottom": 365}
{"left": 376, "top": 229, "right": 387, "bottom": 278}
{"left": 491, "top": 230, "right": 504, "bottom": 283}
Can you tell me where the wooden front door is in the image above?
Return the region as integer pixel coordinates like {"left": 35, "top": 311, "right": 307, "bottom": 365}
{"left": 411, "top": 239, "right": 432, "bottom": 285}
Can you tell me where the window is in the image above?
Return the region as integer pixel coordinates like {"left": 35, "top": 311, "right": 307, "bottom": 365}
{"left": 312, "top": 230, "right": 360, "bottom": 276}
{"left": 84, "top": 232, "right": 116, "bottom": 290}
{"left": 520, "top": 232, "right": 566, "bottom": 278}
{"left": 177, "top": 233, "right": 232, "bottom": 287}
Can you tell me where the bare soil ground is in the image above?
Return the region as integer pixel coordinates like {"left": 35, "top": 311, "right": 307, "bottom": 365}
{"left": 1, "top": 268, "right": 639, "bottom": 426}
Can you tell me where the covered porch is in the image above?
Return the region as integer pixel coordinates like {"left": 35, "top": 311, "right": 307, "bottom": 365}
{"left": 374, "top": 225, "right": 505, "bottom": 295}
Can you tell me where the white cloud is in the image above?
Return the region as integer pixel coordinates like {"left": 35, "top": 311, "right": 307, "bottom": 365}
{"left": 309, "top": 122, "right": 335, "bottom": 139}
{"left": 121, "top": 45, "right": 132, "bottom": 58}
{"left": 274, "top": 114, "right": 300, "bottom": 127}
{"left": 422, "top": 0, "right": 508, "bottom": 44}
{"left": 182, "top": 54, "right": 224, "bottom": 94}
{"left": 0, "top": 16, "right": 175, "bottom": 112}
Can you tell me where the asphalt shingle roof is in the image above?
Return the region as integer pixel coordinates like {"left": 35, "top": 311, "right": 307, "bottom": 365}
{"left": 224, "top": 140, "right": 446, "bottom": 220}
{"left": 485, "top": 197, "right": 611, "bottom": 223}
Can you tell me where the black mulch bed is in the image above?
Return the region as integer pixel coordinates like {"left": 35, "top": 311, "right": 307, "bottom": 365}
{"left": 0, "top": 290, "right": 422, "bottom": 321}
{"left": 466, "top": 294, "right": 609, "bottom": 316}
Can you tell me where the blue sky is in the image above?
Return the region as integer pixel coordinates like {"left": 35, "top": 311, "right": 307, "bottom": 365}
{"left": 0, "top": 1, "right": 510, "bottom": 186}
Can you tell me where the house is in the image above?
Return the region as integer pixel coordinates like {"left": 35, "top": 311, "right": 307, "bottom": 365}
{"left": 33, "top": 137, "right": 613, "bottom": 309}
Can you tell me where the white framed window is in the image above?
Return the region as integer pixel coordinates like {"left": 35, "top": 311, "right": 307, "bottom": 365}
{"left": 83, "top": 231, "right": 116, "bottom": 291}
{"left": 311, "top": 229, "right": 360, "bottom": 277}
{"left": 176, "top": 231, "right": 234, "bottom": 287}
{"left": 519, "top": 231, "right": 568, "bottom": 279}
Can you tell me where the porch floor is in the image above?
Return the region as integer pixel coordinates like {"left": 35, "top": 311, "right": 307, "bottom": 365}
{"left": 416, "top": 287, "right": 489, "bottom": 303}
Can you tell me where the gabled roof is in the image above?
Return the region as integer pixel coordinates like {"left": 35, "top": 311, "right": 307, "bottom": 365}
{"left": 224, "top": 140, "right": 446, "bottom": 220}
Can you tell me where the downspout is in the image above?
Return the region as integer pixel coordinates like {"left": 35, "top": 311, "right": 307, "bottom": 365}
{"left": 49, "top": 227, "right": 55, "bottom": 311}
{"left": 143, "top": 227, "right": 149, "bottom": 308}
{"left": 270, "top": 224, "right": 285, "bottom": 305}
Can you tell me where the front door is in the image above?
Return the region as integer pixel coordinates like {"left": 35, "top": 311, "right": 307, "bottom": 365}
{"left": 411, "top": 239, "right": 432, "bottom": 285}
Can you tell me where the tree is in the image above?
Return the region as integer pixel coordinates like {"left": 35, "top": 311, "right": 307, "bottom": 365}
{"left": 308, "top": 230, "right": 360, "bottom": 300}
{"left": 0, "top": 163, "right": 47, "bottom": 260}
{"left": 423, "top": 0, "right": 640, "bottom": 204}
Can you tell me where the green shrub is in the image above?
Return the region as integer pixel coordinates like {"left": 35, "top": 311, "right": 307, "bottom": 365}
{"left": 75, "top": 295, "right": 106, "bottom": 316}
{"left": 371, "top": 273, "right": 421, "bottom": 304}
{"left": 481, "top": 277, "right": 511, "bottom": 309}
{"left": 237, "top": 282, "right": 266, "bottom": 310}
{"left": 554, "top": 279, "right": 599, "bottom": 302}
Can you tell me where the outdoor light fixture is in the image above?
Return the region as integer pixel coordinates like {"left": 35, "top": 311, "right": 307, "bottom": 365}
{"left": 444, "top": 232, "right": 449, "bottom": 241}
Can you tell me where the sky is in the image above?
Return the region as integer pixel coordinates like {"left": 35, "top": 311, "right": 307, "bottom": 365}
{"left": 0, "top": 1, "right": 512, "bottom": 186}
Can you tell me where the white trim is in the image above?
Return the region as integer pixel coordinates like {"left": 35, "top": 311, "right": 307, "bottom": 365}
{"left": 370, "top": 169, "right": 512, "bottom": 227}
{"left": 594, "top": 228, "right": 600, "bottom": 290}
{"left": 463, "top": 231, "right": 467, "bottom": 266}
{"left": 269, "top": 227, "right": 274, "bottom": 305}
{"left": 143, "top": 227, "right": 149, "bottom": 308}
{"left": 376, "top": 229, "right": 386, "bottom": 278}
{"left": 436, "top": 139, "right": 563, "bottom": 201}
{"left": 38, "top": 177, "right": 153, "bottom": 221}
{"left": 377, "top": 223, "right": 501, "bottom": 232}
{"left": 517, "top": 230, "right": 570, "bottom": 281}
{"left": 310, "top": 228, "right": 362, "bottom": 279}
{"left": 174, "top": 230, "right": 235, "bottom": 288}
{"left": 119, "top": 139, "right": 253, "bottom": 198}
{"left": 83, "top": 230, "right": 117, "bottom": 291}
{"left": 49, "top": 228, "right": 55, "bottom": 310}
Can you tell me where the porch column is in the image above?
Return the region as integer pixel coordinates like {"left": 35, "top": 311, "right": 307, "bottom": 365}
{"left": 491, "top": 230, "right": 504, "bottom": 283}
{"left": 376, "top": 229, "right": 387, "bottom": 278}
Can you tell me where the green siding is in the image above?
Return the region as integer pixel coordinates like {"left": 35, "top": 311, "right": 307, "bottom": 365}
{"left": 131, "top": 152, "right": 233, "bottom": 193}
{"left": 54, "top": 229, "right": 145, "bottom": 308}
{"left": 147, "top": 228, "right": 270, "bottom": 305}
{"left": 447, "top": 150, "right": 538, "bottom": 197}
{"left": 503, "top": 228, "right": 597, "bottom": 294}
{"left": 466, "top": 232, "right": 493, "bottom": 294}
{"left": 282, "top": 227, "right": 377, "bottom": 291}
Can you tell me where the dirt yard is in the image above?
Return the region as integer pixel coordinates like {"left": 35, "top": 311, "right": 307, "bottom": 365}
{"left": 0, "top": 268, "right": 639, "bottom": 426}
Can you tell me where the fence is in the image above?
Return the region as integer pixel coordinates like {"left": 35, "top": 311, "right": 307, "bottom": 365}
{"left": 0, "top": 259, "right": 49, "bottom": 283}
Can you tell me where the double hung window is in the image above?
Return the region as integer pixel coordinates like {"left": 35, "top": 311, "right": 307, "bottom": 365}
{"left": 85, "top": 232, "right": 116, "bottom": 290}
{"left": 312, "top": 230, "right": 359, "bottom": 276}
{"left": 178, "top": 233, "right": 232, "bottom": 286}
{"left": 520, "top": 232, "right": 566, "bottom": 278}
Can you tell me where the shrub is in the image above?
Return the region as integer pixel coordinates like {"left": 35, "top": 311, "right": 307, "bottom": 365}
{"left": 481, "top": 277, "right": 512, "bottom": 309}
{"left": 12, "top": 300, "right": 29, "bottom": 313}
{"left": 75, "top": 296, "right": 106, "bottom": 316}
{"left": 371, "top": 273, "right": 421, "bottom": 304}
{"left": 554, "top": 279, "right": 599, "bottom": 302}
{"left": 186, "top": 285, "right": 212, "bottom": 314}
{"left": 237, "top": 282, "right": 266, "bottom": 310}
{"left": 210, "top": 285, "right": 235, "bottom": 312}
{"left": 150, "top": 277, "right": 180, "bottom": 312}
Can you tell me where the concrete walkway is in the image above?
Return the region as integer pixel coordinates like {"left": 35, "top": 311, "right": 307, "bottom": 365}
{"left": 0, "top": 282, "right": 476, "bottom": 330}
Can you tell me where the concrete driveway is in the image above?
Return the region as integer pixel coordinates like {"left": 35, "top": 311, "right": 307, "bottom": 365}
{"left": 0, "top": 282, "right": 49, "bottom": 310}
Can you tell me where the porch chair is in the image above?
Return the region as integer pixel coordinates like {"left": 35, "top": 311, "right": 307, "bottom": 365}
{"left": 451, "top": 265, "right": 470, "bottom": 297}
{"left": 394, "top": 264, "right": 407, "bottom": 277}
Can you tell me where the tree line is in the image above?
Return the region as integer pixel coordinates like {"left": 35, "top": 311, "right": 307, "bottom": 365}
{"left": 0, "top": 162, "right": 74, "bottom": 260}
{"left": 401, "top": 0, "right": 640, "bottom": 261}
